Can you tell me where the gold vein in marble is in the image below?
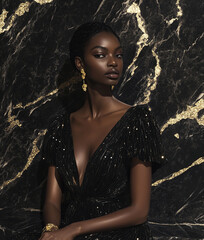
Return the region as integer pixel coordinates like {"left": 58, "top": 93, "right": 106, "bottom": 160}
{"left": 34, "top": 0, "right": 53, "bottom": 4}
{"left": 0, "top": 2, "right": 30, "bottom": 34}
{"left": 140, "top": 45, "right": 161, "bottom": 104}
{"left": 127, "top": 3, "right": 148, "bottom": 43}
{"left": 93, "top": 0, "right": 106, "bottom": 17}
{"left": 13, "top": 79, "right": 76, "bottom": 110}
{"left": 22, "top": 208, "right": 41, "bottom": 212}
{"left": 0, "top": 9, "right": 8, "bottom": 33}
{"left": 152, "top": 157, "right": 204, "bottom": 187}
{"left": 126, "top": 3, "right": 161, "bottom": 104}
{"left": 175, "top": 0, "right": 183, "bottom": 36}
{"left": 0, "top": 130, "right": 47, "bottom": 190}
{"left": 127, "top": 3, "right": 149, "bottom": 75}
{"left": 6, "top": 103, "right": 22, "bottom": 132}
{"left": 149, "top": 221, "right": 204, "bottom": 226}
{"left": 6, "top": 90, "right": 58, "bottom": 132}
{"left": 165, "top": 0, "right": 183, "bottom": 26}
{"left": 0, "top": 0, "right": 53, "bottom": 35}
{"left": 13, "top": 88, "right": 58, "bottom": 109}
{"left": 0, "top": 226, "right": 6, "bottom": 232}
{"left": 161, "top": 98, "right": 204, "bottom": 133}
{"left": 7, "top": 80, "right": 73, "bottom": 131}
{"left": 15, "top": 2, "right": 30, "bottom": 16}
{"left": 174, "top": 133, "right": 180, "bottom": 139}
{"left": 176, "top": 0, "right": 183, "bottom": 18}
{"left": 180, "top": 32, "right": 204, "bottom": 66}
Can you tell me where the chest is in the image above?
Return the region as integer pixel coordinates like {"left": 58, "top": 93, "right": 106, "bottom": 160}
{"left": 69, "top": 113, "right": 128, "bottom": 185}
{"left": 72, "top": 120, "right": 115, "bottom": 158}
{"left": 52, "top": 111, "right": 133, "bottom": 189}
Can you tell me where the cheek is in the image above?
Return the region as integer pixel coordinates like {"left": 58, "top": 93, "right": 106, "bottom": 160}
{"left": 86, "top": 60, "right": 106, "bottom": 75}
{"left": 120, "top": 60, "right": 123, "bottom": 68}
{"left": 118, "top": 60, "right": 123, "bottom": 71}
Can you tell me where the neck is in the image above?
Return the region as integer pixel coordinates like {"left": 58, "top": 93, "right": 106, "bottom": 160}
{"left": 82, "top": 84, "right": 116, "bottom": 118}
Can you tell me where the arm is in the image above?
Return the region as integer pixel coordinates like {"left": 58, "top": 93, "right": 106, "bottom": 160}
{"left": 43, "top": 166, "right": 62, "bottom": 227}
{"left": 69, "top": 157, "right": 152, "bottom": 237}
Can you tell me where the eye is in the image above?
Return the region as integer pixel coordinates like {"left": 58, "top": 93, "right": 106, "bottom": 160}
{"left": 94, "top": 54, "right": 105, "bottom": 58}
{"left": 116, "top": 53, "right": 123, "bottom": 59}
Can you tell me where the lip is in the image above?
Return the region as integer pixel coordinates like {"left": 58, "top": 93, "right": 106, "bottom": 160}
{"left": 105, "top": 70, "right": 119, "bottom": 79}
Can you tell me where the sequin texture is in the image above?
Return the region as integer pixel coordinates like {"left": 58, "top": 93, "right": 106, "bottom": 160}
{"left": 42, "top": 105, "right": 166, "bottom": 240}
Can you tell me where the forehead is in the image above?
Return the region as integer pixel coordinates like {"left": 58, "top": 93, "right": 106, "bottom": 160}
{"left": 85, "top": 31, "right": 121, "bottom": 51}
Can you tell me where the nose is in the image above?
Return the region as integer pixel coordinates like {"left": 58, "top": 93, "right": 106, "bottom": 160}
{"left": 107, "top": 55, "right": 117, "bottom": 67}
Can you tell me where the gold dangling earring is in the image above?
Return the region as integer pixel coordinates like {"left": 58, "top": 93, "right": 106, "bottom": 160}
{"left": 111, "top": 85, "right": 114, "bottom": 90}
{"left": 81, "top": 69, "right": 87, "bottom": 92}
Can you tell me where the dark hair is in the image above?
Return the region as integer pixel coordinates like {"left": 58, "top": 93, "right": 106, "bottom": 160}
{"left": 69, "top": 22, "right": 120, "bottom": 70}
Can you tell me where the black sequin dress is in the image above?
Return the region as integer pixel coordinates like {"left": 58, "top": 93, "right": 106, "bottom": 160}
{"left": 42, "top": 105, "right": 165, "bottom": 240}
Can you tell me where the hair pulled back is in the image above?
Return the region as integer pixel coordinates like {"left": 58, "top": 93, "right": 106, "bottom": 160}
{"left": 58, "top": 22, "right": 120, "bottom": 114}
{"left": 69, "top": 22, "right": 120, "bottom": 70}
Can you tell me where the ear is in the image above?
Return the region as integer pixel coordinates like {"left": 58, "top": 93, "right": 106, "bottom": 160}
{"left": 75, "top": 56, "right": 85, "bottom": 72}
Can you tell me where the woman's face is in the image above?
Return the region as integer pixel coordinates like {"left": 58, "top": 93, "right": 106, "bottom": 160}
{"left": 81, "top": 31, "right": 123, "bottom": 88}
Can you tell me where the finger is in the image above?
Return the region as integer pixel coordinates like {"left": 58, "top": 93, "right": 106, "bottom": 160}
{"left": 43, "top": 232, "right": 56, "bottom": 240}
{"left": 39, "top": 232, "right": 50, "bottom": 240}
{"left": 39, "top": 233, "right": 46, "bottom": 240}
{"left": 49, "top": 232, "right": 57, "bottom": 240}
{"left": 39, "top": 233, "right": 44, "bottom": 240}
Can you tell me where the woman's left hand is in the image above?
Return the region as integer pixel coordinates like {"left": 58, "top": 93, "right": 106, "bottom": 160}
{"left": 39, "top": 224, "right": 79, "bottom": 240}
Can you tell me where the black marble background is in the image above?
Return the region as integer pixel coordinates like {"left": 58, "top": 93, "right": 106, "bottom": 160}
{"left": 0, "top": 0, "right": 203, "bottom": 239}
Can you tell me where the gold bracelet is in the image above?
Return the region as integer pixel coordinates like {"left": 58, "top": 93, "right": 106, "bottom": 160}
{"left": 42, "top": 223, "right": 59, "bottom": 233}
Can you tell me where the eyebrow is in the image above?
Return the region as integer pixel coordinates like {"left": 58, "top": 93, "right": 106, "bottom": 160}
{"left": 91, "top": 46, "right": 122, "bottom": 51}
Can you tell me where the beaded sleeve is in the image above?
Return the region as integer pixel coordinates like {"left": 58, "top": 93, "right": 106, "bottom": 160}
{"left": 41, "top": 115, "right": 64, "bottom": 166}
{"left": 127, "top": 106, "right": 166, "bottom": 165}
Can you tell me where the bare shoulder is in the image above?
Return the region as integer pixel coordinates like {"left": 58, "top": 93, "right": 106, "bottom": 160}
{"left": 70, "top": 107, "right": 89, "bottom": 121}
{"left": 111, "top": 98, "right": 133, "bottom": 114}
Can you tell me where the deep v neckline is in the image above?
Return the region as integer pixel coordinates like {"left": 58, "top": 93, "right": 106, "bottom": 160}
{"left": 67, "top": 106, "right": 134, "bottom": 187}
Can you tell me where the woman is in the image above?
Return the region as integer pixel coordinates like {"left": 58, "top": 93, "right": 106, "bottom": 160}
{"left": 40, "top": 22, "right": 165, "bottom": 240}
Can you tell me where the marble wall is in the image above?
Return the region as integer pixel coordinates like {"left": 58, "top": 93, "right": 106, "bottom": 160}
{"left": 0, "top": 0, "right": 203, "bottom": 239}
